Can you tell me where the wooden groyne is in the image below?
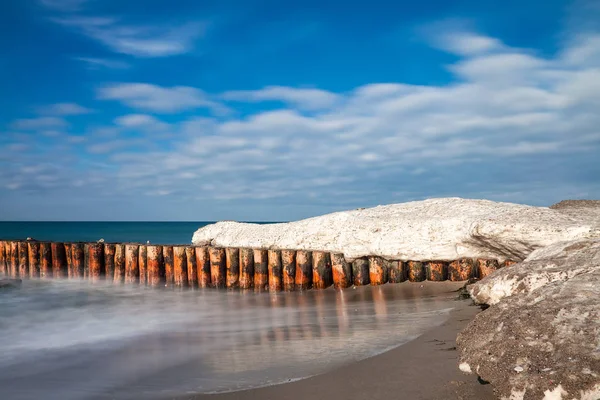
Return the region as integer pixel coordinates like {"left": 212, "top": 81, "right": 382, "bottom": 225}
{"left": 0, "top": 240, "right": 516, "bottom": 290}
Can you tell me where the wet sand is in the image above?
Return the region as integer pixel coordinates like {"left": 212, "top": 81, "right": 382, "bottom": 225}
{"left": 181, "top": 293, "right": 496, "bottom": 400}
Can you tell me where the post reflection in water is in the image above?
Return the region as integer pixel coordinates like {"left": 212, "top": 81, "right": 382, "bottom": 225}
{"left": 0, "top": 280, "right": 460, "bottom": 400}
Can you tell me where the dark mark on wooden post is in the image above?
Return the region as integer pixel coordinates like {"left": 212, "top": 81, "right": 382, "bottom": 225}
{"left": 239, "top": 248, "right": 254, "bottom": 289}
{"left": 163, "top": 245, "right": 174, "bottom": 287}
{"left": 114, "top": 244, "right": 125, "bottom": 283}
{"left": 40, "top": 242, "right": 52, "bottom": 279}
{"left": 18, "top": 241, "right": 29, "bottom": 278}
{"left": 448, "top": 258, "right": 475, "bottom": 281}
{"left": 147, "top": 245, "right": 164, "bottom": 287}
{"left": 225, "top": 248, "right": 240, "bottom": 289}
{"left": 388, "top": 260, "right": 405, "bottom": 283}
{"left": 331, "top": 253, "right": 352, "bottom": 289}
{"left": 369, "top": 256, "right": 387, "bottom": 286}
{"left": 352, "top": 258, "right": 369, "bottom": 286}
{"left": 268, "top": 249, "right": 283, "bottom": 292}
{"left": 185, "top": 247, "right": 197, "bottom": 288}
{"left": 282, "top": 250, "right": 296, "bottom": 291}
{"left": 139, "top": 245, "right": 148, "bottom": 285}
{"left": 426, "top": 261, "right": 447, "bottom": 281}
{"left": 195, "top": 247, "right": 210, "bottom": 288}
{"left": 407, "top": 261, "right": 425, "bottom": 282}
{"left": 173, "top": 245, "right": 188, "bottom": 287}
{"left": 312, "top": 251, "right": 332, "bottom": 289}
{"left": 295, "top": 250, "right": 312, "bottom": 290}
{"left": 209, "top": 247, "right": 226, "bottom": 288}
{"left": 88, "top": 242, "right": 104, "bottom": 281}
{"left": 103, "top": 244, "right": 116, "bottom": 281}
{"left": 476, "top": 258, "right": 499, "bottom": 279}
{"left": 28, "top": 241, "right": 40, "bottom": 278}
{"left": 51, "top": 242, "right": 67, "bottom": 279}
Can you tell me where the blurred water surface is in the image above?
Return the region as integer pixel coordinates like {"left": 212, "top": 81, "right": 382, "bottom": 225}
{"left": 0, "top": 280, "right": 459, "bottom": 399}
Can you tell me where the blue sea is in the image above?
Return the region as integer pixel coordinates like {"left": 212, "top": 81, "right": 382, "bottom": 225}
{"left": 0, "top": 221, "right": 270, "bottom": 244}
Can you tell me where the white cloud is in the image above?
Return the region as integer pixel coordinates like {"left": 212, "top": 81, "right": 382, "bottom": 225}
{"left": 438, "top": 32, "right": 503, "bottom": 56}
{"left": 222, "top": 86, "right": 341, "bottom": 110}
{"left": 114, "top": 114, "right": 161, "bottom": 127}
{"left": 10, "top": 117, "right": 68, "bottom": 130}
{"left": 98, "top": 83, "right": 228, "bottom": 114}
{"left": 53, "top": 17, "right": 205, "bottom": 57}
{"left": 37, "top": 102, "right": 92, "bottom": 116}
{"left": 39, "top": 0, "right": 89, "bottom": 12}
{"left": 74, "top": 57, "right": 131, "bottom": 70}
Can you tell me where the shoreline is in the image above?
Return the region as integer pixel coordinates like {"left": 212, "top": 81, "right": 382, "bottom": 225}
{"left": 175, "top": 294, "right": 496, "bottom": 400}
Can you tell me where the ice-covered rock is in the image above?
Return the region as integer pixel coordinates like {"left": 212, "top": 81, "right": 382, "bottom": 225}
{"left": 192, "top": 198, "right": 600, "bottom": 261}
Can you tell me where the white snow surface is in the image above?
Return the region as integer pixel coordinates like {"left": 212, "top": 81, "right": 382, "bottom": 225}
{"left": 192, "top": 198, "right": 600, "bottom": 261}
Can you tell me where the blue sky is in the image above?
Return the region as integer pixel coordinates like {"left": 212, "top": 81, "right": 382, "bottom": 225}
{"left": 1, "top": 0, "right": 599, "bottom": 221}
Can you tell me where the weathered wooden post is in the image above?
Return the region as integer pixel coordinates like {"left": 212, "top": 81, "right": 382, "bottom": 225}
{"left": 163, "top": 245, "right": 174, "bottom": 287}
{"left": 185, "top": 247, "right": 197, "bottom": 288}
{"left": 103, "top": 244, "right": 116, "bottom": 281}
{"left": 39, "top": 242, "right": 52, "bottom": 278}
{"left": 388, "top": 260, "right": 405, "bottom": 283}
{"left": 253, "top": 249, "right": 268, "bottom": 291}
{"left": 147, "top": 245, "right": 164, "bottom": 287}
{"left": 448, "top": 258, "right": 475, "bottom": 281}
{"left": 125, "top": 244, "right": 140, "bottom": 284}
{"left": 114, "top": 244, "right": 126, "bottom": 282}
{"left": 407, "top": 261, "right": 425, "bottom": 282}
{"left": 295, "top": 250, "right": 312, "bottom": 290}
{"left": 331, "top": 253, "right": 352, "bottom": 289}
{"left": 195, "top": 246, "right": 210, "bottom": 288}
{"left": 9, "top": 241, "right": 18, "bottom": 277}
{"left": 173, "top": 245, "right": 188, "bottom": 287}
{"left": 426, "top": 261, "right": 447, "bottom": 281}
{"left": 18, "top": 241, "right": 29, "bottom": 278}
{"left": 51, "top": 242, "right": 67, "bottom": 278}
{"left": 88, "top": 242, "right": 104, "bottom": 281}
{"left": 476, "top": 258, "right": 499, "bottom": 279}
{"left": 268, "top": 249, "right": 283, "bottom": 292}
{"left": 352, "top": 258, "right": 370, "bottom": 286}
{"left": 64, "top": 243, "right": 73, "bottom": 277}
{"left": 0, "top": 241, "right": 6, "bottom": 276}
{"left": 209, "top": 247, "right": 226, "bottom": 288}
{"left": 282, "top": 250, "right": 296, "bottom": 291}
{"left": 139, "top": 245, "right": 148, "bottom": 285}
{"left": 70, "top": 243, "right": 84, "bottom": 278}
{"left": 239, "top": 248, "right": 254, "bottom": 289}
{"left": 312, "top": 251, "right": 332, "bottom": 289}
{"left": 225, "top": 248, "right": 240, "bottom": 289}
{"left": 369, "top": 256, "right": 387, "bottom": 286}
{"left": 28, "top": 241, "right": 41, "bottom": 278}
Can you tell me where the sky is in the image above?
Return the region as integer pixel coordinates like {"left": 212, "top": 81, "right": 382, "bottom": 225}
{"left": 1, "top": 0, "right": 599, "bottom": 221}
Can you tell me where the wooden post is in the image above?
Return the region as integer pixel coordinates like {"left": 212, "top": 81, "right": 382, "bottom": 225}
{"left": 51, "top": 242, "right": 67, "bottom": 278}
{"left": 388, "top": 260, "right": 405, "bottom": 283}
{"left": 71, "top": 243, "right": 85, "bottom": 278}
{"left": 225, "top": 248, "right": 240, "bottom": 289}
{"left": 103, "top": 244, "right": 116, "bottom": 281}
{"left": 173, "top": 246, "right": 188, "bottom": 287}
{"left": 426, "top": 261, "right": 447, "bottom": 281}
{"left": 352, "top": 258, "right": 370, "bottom": 286}
{"left": 268, "top": 249, "right": 283, "bottom": 292}
{"left": 407, "top": 261, "right": 425, "bottom": 282}
{"left": 163, "top": 246, "right": 174, "bottom": 287}
{"left": 18, "top": 241, "right": 29, "bottom": 278}
{"left": 312, "top": 251, "right": 332, "bottom": 289}
{"left": 282, "top": 250, "right": 296, "bottom": 291}
{"left": 64, "top": 243, "right": 73, "bottom": 278}
{"left": 185, "top": 247, "right": 197, "bottom": 288}
{"left": 295, "top": 250, "right": 312, "bottom": 290}
{"left": 114, "top": 244, "right": 125, "bottom": 283}
{"left": 476, "top": 259, "right": 499, "bottom": 279}
{"left": 28, "top": 241, "right": 41, "bottom": 278}
{"left": 195, "top": 247, "right": 210, "bottom": 288}
{"left": 40, "top": 242, "right": 52, "bottom": 278}
{"left": 147, "top": 245, "right": 164, "bottom": 287}
{"left": 253, "top": 249, "right": 268, "bottom": 291}
{"left": 125, "top": 244, "right": 140, "bottom": 284}
{"left": 369, "top": 256, "right": 387, "bottom": 286}
{"left": 448, "top": 258, "right": 475, "bottom": 281}
{"left": 9, "top": 241, "right": 18, "bottom": 277}
{"left": 139, "top": 245, "right": 148, "bottom": 285}
{"left": 0, "top": 241, "right": 6, "bottom": 276}
{"left": 209, "top": 247, "right": 226, "bottom": 288}
{"left": 331, "top": 253, "right": 352, "bottom": 289}
{"left": 88, "top": 243, "right": 104, "bottom": 281}
{"left": 239, "top": 248, "right": 254, "bottom": 289}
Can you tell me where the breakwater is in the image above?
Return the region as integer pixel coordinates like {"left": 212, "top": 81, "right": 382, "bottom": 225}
{"left": 0, "top": 240, "right": 517, "bottom": 290}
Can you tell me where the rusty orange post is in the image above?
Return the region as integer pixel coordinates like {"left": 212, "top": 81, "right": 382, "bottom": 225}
{"left": 51, "top": 242, "right": 67, "bottom": 278}
{"left": 39, "top": 242, "right": 52, "bottom": 278}
{"left": 331, "top": 253, "right": 352, "bottom": 289}
{"left": 64, "top": 243, "right": 73, "bottom": 277}
{"left": 173, "top": 246, "right": 188, "bottom": 287}
{"left": 295, "top": 250, "right": 312, "bottom": 290}
{"left": 18, "top": 241, "right": 29, "bottom": 278}
{"left": 407, "top": 261, "right": 425, "bottom": 282}
{"left": 268, "top": 249, "right": 283, "bottom": 292}
{"left": 503, "top": 259, "right": 517, "bottom": 268}
{"left": 114, "top": 244, "right": 125, "bottom": 282}
{"left": 209, "top": 247, "right": 226, "bottom": 288}
{"left": 28, "top": 241, "right": 40, "bottom": 278}
{"left": 352, "top": 258, "right": 369, "bottom": 286}
{"left": 312, "top": 251, "right": 332, "bottom": 289}
{"left": 239, "top": 248, "right": 254, "bottom": 289}
{"left": 147, "top": 245, "right": 164, "bottom": 286}
{"left": 162, "top": 245, "right": 174, "bottom": 287}
{"left": 476, "top": 259, "right": 499, "bottom": 279}
{"left": 88, "top": 243, "right": 104, "bottom": 281}
{"left": 185, "top": 247, "right": 197, "bottom": 288}
{"left": 253, "top": 249, "right": 268, "bottom": 291}
{"left": 448, "top": 258, "right": 475, "bottom": 281}
{"left": 195, "top": 247, "right": 210, "bottom": 288}
{"left": 124, "top": 244, "right": 139, "bottom": 284}
{"left": 0, "top": 241, "right": 6, "bottom": 276}
{"left": 103, "top": 244, "right": 115, "bottom": 281}
{"left": 139, "top": 245, "right": 148, "bottom": 285}
{"left": 388, "top": 260, "right": 405, "bottom": 283}
{"left": 9, "top": 241, "right": 18, "bottom": 277}
{"left": 69, "top": 243, "right": 84, "bottom": 278}
{"left": 369, "top": 256, "right": 387, "bottom": 286}
{"left": 426, "top": 261, "right": 447, "bottom": 281}
{"left": 282, "top": 250, "right": 296, "bottom": 291}
{"left": 225, "top": 248, "right": 240, "bottom": 289}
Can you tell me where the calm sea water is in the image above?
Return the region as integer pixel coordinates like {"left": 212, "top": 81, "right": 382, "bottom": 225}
{"left": 0, "top": 221, "right": 271, "bottom": 244}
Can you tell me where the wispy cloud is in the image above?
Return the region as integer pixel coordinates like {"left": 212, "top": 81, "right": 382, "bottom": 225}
{"left": 53, "top": 16, "right": 206, "bottom": 57}
{"left": 222, "top": 86, "right": 341, "bottom": 111}
{"left": 97, "top": 83, "right": 228, "bottom": 114}
{"left": 74, "top": 56, "right": 131, "bottom": 70}
{"left": 10, "top": 117, "right": 68, "bottom": 130}
{"left": 36, "top": 102, "right": 93, "bottom": 116}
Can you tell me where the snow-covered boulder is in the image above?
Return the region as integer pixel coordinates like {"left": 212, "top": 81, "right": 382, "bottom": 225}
{"left": 192, "top": 198, "right": 600, "bottom": 261}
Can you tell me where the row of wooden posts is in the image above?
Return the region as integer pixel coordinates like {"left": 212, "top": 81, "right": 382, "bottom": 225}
{"left": 0, "top": 240, "right": 517, "bottom": 290}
